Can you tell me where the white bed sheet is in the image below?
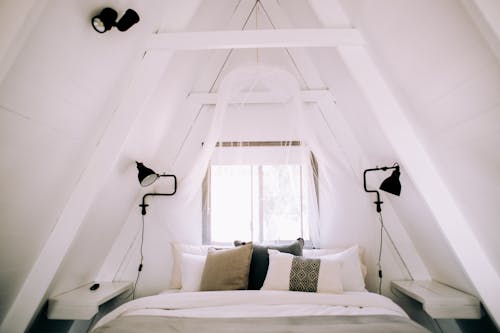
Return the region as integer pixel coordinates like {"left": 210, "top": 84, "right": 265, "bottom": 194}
{"left": 94, "top": 290, "right": 407, "bottom": 330}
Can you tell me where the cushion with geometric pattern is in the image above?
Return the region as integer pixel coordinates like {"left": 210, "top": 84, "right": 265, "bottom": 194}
{"left": 261, "top": 249, "right": 343, "bottom": 294}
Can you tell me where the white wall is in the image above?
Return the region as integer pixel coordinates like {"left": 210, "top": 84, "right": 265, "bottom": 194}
{"left": 0, "top": 0, "right": 168, "bottom": 324}
{"left": 340, "top": 0, "right": 500, "bottom": 285}
{"left": 3, "top": 0, "right": 498, "bottom": 331}
{"left": 99, "top": 85, "right": 430, "bottom": 300}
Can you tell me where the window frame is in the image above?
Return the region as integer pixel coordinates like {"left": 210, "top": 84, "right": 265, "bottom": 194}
{"left": 202, "top": 141, "right": 318, "bottom": 246}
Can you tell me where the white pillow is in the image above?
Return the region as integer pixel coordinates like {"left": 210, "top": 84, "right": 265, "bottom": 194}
{"left": 303, "top": 246, "right": 367, "bottom": 279}
{"left": 170, "top": 242, "right": 209, "bottom": 289}
{"left": 180, "top": 253, "right": 207, "bottom": 291}
{"left": 261, "top": 250, "right": 343, "bottom": 294}
{"left": 320, "top": 245, "right": 366, "bottom": 291}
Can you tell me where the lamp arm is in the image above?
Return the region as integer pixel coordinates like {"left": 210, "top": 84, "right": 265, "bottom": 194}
{"left": 139, "top": 175, "right": 177, "bottom": 215}
{"left": 363, "top": 168, "right": 384, "bottom": 213}
{"left": 363, "top": 164, "right": 400, "bottom": 212}
{"left": 363, "top": 168, "right": 380, "bottom": 191}
{"left": 159, "top": 174, "right": 177, "bottom": 192}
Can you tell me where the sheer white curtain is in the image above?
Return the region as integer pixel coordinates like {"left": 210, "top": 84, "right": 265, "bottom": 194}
{"left": 175, "top": 65, "right": 359, "bottom": 247}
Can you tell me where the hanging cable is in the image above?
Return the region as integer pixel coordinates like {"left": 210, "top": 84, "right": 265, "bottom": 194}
{"left": 434, "top": 319, "right": 445, "bottom": 333}
{"left": 123, "top": 214, "right": 145, "bottom": 300}
{"left": 85, "top": 313, "right": 99, "bottom": 333}
{"left": 112, "top": 220, "right": 142, "bottom": 282}
{"left": 256, "top": 0, "right": 260, "bottom": 65}
{"left": 259, "top": 2, "right": 311, "bottom": 89}
{"left": 379, "top": 212, "right": 413, "bottom": 280}
{"left": 376, "top": 211, "right": 414, "bottom": 294}
{"left": 377, "top": 212, "right": 384, "bottom": 294}
{"left": 170, "top": 1, "right": 259, "bottom": 171}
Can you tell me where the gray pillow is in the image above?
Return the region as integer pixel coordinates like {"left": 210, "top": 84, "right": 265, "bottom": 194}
{"left": 234, "top": 238, "right": 304, "bottom": 290}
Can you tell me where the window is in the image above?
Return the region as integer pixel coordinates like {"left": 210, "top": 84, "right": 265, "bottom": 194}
{"left": 202, "top": 142, "right": 317, "bottom": 245}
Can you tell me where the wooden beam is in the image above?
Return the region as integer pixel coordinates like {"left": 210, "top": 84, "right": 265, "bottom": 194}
{"left": 148, "top": 28, "right": 364, "bottom": 50}
{"left": 187, "top": 89, "right": 331, "bottom": 105}
{"left": 338, "top": 45, "right": 500, "bottom": 327}
{"left": 0, "top": 50, "right": 173, "bottom": 333}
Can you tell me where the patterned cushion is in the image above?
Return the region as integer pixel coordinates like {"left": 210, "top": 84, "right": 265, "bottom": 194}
{"left": 261, "top": 250, "right": 343, "bottom": 293}
{"left": 289, "top": 256, "right": 320, "bottom": 292}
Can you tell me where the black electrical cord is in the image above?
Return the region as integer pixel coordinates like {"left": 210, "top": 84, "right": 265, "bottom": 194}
{"left": 376, "top": 211, "right": 414, "bottom": 295}
{"left": 123, "top": 214, "right": 145, "bottom": 300}
{"left": 377, "top": 212, "right": 384, "bottom": 294}
{"left": 85, "top": 313, "right": 99, "bottom": 333}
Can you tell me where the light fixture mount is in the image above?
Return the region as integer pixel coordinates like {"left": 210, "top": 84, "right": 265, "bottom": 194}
{"left": 135, "top": 161, "right": 177, "bottom": 215}
{"left": 92, "top": 7, "right": 140, "bottom": 33}
{"left": 363, "top": 163, "right": 401, "bottom": 212}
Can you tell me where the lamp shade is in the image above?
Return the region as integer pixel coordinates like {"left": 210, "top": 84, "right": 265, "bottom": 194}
{"left": 91, "top": 7, "right": 117, "bottom": 33}
{"left": 379, "top": 168, "right": 401, "bottom": 196}
{"left": 136, "top": 161, "right": 159, "bottom": 187}
{"left": 116, "top": 9, "right": 140, "bottom": 31}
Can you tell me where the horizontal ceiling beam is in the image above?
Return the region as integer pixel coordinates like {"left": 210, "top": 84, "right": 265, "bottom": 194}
{"left": 148, "top": 29, "right": 364, "bottom": 50}
{"left": 187, "top": 89, "right": 332, "bottom": 105}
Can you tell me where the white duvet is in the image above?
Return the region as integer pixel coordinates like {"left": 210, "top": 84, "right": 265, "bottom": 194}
{"left": 93, "top": 290, "right": 407, "bottom": 330}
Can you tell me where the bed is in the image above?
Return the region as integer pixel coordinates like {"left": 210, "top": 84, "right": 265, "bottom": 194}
{"left": 91, "top": 241, "right": 429, "bottom": 332}
{"left": 91, "top": 290, "right": 429, "bottom": 332}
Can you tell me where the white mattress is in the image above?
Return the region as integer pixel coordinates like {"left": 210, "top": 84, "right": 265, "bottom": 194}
{"left": 94, "top": 290, "right": 407, "bottom": 330}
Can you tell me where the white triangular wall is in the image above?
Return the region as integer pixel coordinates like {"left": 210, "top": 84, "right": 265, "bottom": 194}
{"left": 0, "top": 1, "right": 499, "bottom": 332}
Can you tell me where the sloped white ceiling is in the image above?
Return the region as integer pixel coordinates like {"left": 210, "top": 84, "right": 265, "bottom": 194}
{"left": 0, "top": 0, "right": 203, "bottom": 328}
{"left": 339, "top": 0, "right": 500, "bottom": 277}
{"left": 1, "top": 0, "right": 499, "bottom": 331}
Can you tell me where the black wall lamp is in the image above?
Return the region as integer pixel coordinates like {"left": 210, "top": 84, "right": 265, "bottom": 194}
{"left": 92, "top": 8, "right": 140, "bottom": 33}
{"left": 136, "top": 162, "right": 177, "bottom": 215}
{"left": 363, "top": 163, "right": 401, "bottom": 212}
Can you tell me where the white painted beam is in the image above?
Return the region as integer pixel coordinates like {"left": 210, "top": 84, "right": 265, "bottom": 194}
{"left": 148, "top": 28, "right": 364, "bottom": 50}
{"left": 338, "top": 45, "right": 500, "bottom": 327}
{"left": 316, "top": 94, "right": 431, "bottom": 281}
{"left": 307, "top": 0, "right": 431, "bottom": 303}
{"left": 187, "top": 89, "right": 331, "bottom": 105}
{"left": 0, "top": 50, "right": 172, "bottom": 333}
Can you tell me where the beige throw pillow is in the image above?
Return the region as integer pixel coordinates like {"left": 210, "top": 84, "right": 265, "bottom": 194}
{"left": 200, "top": 242, "right": 253, "bottom": 291}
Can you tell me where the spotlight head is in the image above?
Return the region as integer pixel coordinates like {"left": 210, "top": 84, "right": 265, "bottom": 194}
{"left": 136, "top": 161, "right": 159, "bottom": 187}
{"left": 116, "top": 9, "right": 140, "bottom": 32}
{"left": 91, "top": 7, "right": 117, "bottom": 33}
{"left": 379, "top": 166, "right": 401, "bottom": 196}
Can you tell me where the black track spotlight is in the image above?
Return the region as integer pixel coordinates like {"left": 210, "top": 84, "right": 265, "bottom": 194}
{"left": 92, "top": 8, "right": 118, "bottom": 33}
{"left": 116, "top": 9, "right": 140, "bottom": 32}
{"left": 91, "top": 7, "right": 140, "bottom": 33}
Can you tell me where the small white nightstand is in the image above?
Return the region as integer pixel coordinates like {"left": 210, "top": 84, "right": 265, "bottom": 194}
{"left": 47, "top": 281, "right": 133, "bottom": 320}
{"left": 391, "top": 280, "right": 482, "bottom": 319}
